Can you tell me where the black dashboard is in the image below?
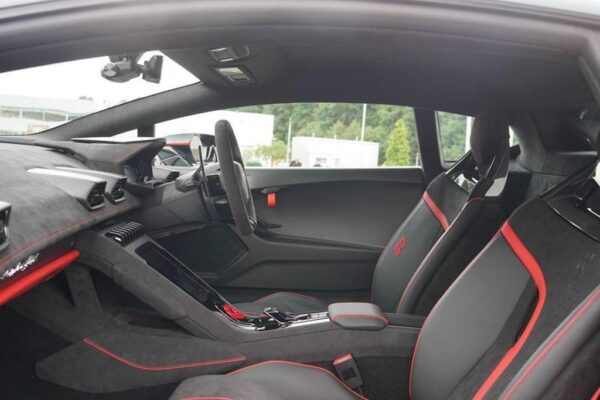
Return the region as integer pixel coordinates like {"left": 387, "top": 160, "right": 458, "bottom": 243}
{"left": 0, "top": 136, "right": 167, "bottom": 289}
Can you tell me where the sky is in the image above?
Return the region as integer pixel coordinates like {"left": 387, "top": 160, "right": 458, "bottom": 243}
{"left": 0, "top": 51, "right": 198, "bottom": 109}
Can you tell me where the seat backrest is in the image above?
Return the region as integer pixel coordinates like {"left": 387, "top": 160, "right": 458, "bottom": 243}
{"left": 410, "top": 162, "right": 600, "bottom": 400}
{"left": 371, "top": 108, "right": 510, "bottom": 312}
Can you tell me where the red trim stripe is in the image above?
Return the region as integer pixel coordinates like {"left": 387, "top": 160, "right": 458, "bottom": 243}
{"left": 83, "top": 338, "right": 246, "bottom": 371}
{"left": 591, "top": 386, "right": 600, "bottom": 400}
{"left": 227, "top": 360, "right": 368, "bottom": 400}
{"left": 422, "top": 192, "right": 449, "bottom": 230}
{"left": 178, "top": 398, "right": 232, "bottom": 400}
{"left": 0, "top": 249, "right": 79, "bottom": 306}
{"left": 504, "top": 287, "right": 600, "bottom": 399}
{"left": 473, "top": 222, "right": 547, "bottom": 400}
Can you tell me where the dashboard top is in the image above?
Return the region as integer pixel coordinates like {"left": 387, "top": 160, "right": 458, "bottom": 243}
{"left": 0, "top": 138, "right": 166, "bottom": 279}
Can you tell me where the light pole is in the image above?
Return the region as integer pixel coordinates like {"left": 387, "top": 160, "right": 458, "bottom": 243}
{"left": 360, "top": 103, "right": 367, "bottom": 141}
{"left": 286, "top": 117, "right": 292, "bottom": 164}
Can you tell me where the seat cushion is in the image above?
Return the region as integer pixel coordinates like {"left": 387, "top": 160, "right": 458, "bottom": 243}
{"left": 234, "top": 291, "right": 327, "bottom": 314}
{"left": 169, "top": 360, "right": 366, "bottom": 400}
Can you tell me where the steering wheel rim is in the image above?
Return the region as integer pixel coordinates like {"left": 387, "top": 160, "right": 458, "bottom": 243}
{"left": 215, "top": 120, "right": 257, "bottom": 235}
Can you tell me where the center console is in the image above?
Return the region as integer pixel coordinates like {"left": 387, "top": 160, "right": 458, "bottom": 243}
{"left": 100, "top": 221, "right": 330, "bottom": 332}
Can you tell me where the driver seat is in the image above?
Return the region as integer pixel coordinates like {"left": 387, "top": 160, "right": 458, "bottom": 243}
{"left": 234, "top": 107, "right": 513, "bottom": 315}
{"left": 170, "top": 145, "right": 600, "bottom": 399}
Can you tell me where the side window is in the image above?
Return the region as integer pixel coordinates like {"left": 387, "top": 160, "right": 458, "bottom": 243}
{"left": 436, "top": 111, "right": 471, "bottom": 163}
{"left": 154, "top": 103, "right": 420, "bottom": 168}
{"left": 436, "top": 111, "right": 518, "bottom": 163}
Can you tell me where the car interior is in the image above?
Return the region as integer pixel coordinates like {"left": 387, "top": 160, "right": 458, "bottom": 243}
{"left": 0, "top": 1, "right": 598, "bottom": 400}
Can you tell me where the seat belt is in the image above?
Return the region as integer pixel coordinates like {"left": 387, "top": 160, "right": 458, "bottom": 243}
{"left": 333, "top": 353, "right": 364, "bottom": 394}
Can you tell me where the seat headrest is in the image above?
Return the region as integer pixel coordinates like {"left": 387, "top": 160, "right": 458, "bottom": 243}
{"left": 470, "top": 107, "right": 510, "bottom": 177}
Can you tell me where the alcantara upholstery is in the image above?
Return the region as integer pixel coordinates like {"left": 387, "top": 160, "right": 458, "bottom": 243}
{"left": 236, "top": 108, "right": 511, "bottom": 315}
{"left": 171, "top": 161, "right": 600, "bottom": 400}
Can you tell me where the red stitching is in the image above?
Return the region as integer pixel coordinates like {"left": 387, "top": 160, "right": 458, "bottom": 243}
{"left": 179, "top": 398, "right": 233, "bottom": 400}
{"left": 409, "top": 229, "right": 503, "bottom": 400}
{"left": 226, "top": 360, "right": 368, "bottom": 400}
{"left": 83, "top": 338, "right": 246, "bottom": 371}
{"left": 0, "top": 202, "right": 134, "bottom": 269}
{"left": 396, "top": 199, "right": 473, "bottom": 312}
{"left": 178, "top": 398, "right": 232, "bottom": 400}
{"left": 422, "top": 192, "right": 449, "bottom": 230}
{"left": 473, "top": 222, "right": 547, "bottom": 400}
{"left": 0, "top": 250, "right": 79, "bottom": 306}
{"left": 504, "top": 287, "right": 600, "bottom": 399}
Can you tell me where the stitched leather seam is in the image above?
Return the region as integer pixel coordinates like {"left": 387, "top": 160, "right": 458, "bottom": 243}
{"left": 504, "top": 287, "right": 600, "bottom": 399}
{"left": 84, "top": 338, "right": 246, "bottom": 371}
{"left": 226, "top": 360, "right": 368, "bottom": 400}
{"left": 0, "top": 202, "right": 134, "bottom": 270}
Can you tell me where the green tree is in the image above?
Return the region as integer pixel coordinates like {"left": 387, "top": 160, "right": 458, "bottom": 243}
{"left": 257, "top": 140, "right": 287, "bottom": 166}
{"left": 384, "top": 119, "right": 410, "bottom": 166}
{"left": 327, "top": 120, "right": 346, "bottom": 139}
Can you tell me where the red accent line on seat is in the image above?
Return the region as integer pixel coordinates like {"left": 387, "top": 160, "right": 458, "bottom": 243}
{"left": 422, "top": 192, "right": 449, "bottom": 230}
{"left": 333, "top": 353, "right": 353, "bottom": 365}
{"left": 408, "top": 230, "right": 503, "bottom": 400}
{"left": 473, "top": 222, "right": 547, "bottom": 400}
{"left": 227, "top": 360, "right": 368, "bottom": 400}
{"left": 83, "top": 338, "right": 247, "bottom": 371}
{"left": 178, "top": 398, "right": 233, "bottom": 400}
{"left": 591, "top": 386, "right": 600, "bottom": 400}
{"left": 0, "top": 249, "right": 79, "bottom": 306}
{"left": 330, "top": 313, "right": 388, "bottom": 325}
{"left": 504, "top": 287, "right": 600, "bottom": 399}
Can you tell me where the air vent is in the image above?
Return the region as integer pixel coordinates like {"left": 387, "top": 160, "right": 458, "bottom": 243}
{"left": 105, "top": 222, "right": 144, "bottom": 246}
{"left": 28, "top": 168, "right": 107, "bottom": 211}
{"left": 86, "top": 184, "right": 105, "bottom": 209}
{"left": 110, "top": 181, "right": 126, "bottom": 202}
{"left": 0, "top": 202, "right": 10, "bottom": 253}
{"left": 56, "top": 167, "right": 127, "bottom": 204}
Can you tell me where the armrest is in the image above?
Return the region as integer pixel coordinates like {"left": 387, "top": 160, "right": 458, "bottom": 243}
{"left": 328, "top": 302, "right": 388, "bottom": 331}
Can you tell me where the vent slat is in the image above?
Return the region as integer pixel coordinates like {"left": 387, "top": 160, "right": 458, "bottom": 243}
{"left": 105, "top": 222, "right": 144, "bottom": 246}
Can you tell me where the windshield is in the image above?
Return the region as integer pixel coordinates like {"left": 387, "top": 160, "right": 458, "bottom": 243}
{"left": 0, "top": 52, "right": 197, "bottom": 136}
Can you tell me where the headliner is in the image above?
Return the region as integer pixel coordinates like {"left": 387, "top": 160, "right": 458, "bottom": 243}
{"left": 165, "top": 40, "right": 593, "bottom": 115}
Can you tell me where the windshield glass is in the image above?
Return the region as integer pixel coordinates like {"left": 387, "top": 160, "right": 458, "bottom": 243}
{"left": 0, "top": 52, "right": 197, "bottom": 136}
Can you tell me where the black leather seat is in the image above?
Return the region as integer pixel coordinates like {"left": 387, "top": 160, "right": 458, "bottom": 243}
{"left": 170, "top": 143, "right": 600, "bottom": 400}
{"left": 236, "top": 108, "right": 513, "bottom": 315}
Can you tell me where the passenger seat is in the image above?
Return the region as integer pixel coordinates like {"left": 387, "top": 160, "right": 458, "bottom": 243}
{"left": 236, "top": 107, "right": 514, "bottom": 315}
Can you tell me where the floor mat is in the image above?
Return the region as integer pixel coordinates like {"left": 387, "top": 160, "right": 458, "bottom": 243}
{"left": 0, "top": 307, "right": 176, "bottom": 400}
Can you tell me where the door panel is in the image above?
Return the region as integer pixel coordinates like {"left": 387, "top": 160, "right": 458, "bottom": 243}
{"left": 214, "top": 167, "right": 424, "bottom": 302}
{"left": 247, "top": 167, "right": 424, "bottom": 247}
{"left": 151, "top": 168, "right": 425, "bottom": 304}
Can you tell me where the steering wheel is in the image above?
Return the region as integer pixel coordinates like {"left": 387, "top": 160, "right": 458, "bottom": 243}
{"left": 215, "top": 120, "right": 257, "bottom": 235}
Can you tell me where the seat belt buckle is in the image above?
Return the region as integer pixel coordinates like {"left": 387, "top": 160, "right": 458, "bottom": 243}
{"left": 333, "top": 353, "right": 363, "bottom": 390}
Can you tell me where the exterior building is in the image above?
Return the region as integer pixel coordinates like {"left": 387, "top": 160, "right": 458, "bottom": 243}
{"left": 155, "top": 110, "right": 274, "bottom": 155}
{"left": 291, "top": 136, "right": 379, "bottom": 167}
{"left": 0, "top": 94, "right": 103, "bottom": 135}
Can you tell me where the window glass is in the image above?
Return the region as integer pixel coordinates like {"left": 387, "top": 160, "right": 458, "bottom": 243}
{"left": 154, "top": 103, "right": 420, "bottom": 168}
{"left": 0, "top": 51, "right": 197, "bottom": 135}
{"left": 437, "top": 111, "right": 518, "bottom": 163}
